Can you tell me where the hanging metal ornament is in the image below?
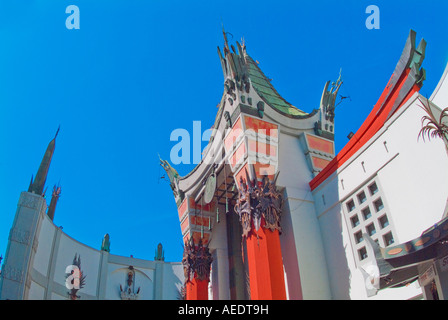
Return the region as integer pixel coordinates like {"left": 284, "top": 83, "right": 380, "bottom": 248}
{"left": 200, "top": 197, "right": 204, "bottom": 238}
{"left": 224, "top": 164, "right": 229, "bottom": 214}
{"left": 204, "top": 170, "right": 216, "bottom": 205}
{"left": 216, "top": 206, "right": 220, "bottom": 224}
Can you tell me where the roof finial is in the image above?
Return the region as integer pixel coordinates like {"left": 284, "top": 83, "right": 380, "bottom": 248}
{"left": 47, "top": 184, "right": 61, "bottom": 221}
{"left": 222, "top": 23, "right": 232, "bottom": 51}
{"left": 54, "top": 125, "right": 60, "bottom": 140}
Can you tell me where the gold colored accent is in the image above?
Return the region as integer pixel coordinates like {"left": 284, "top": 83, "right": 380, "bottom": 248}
{"left": 387, "top": 247, "right": 403, "bottom": 255}
{"left": 415, "top": 237, "right": 431, "bottom": 247}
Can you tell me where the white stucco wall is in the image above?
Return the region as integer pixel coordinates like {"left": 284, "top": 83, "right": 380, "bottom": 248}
{"left": 430, "top": 62, "right": 448, "bottom": 108}
{"left": 313, "top": 92, "right": 448, "bottom": 299}
{"left": 277, "top": 131, "right": 331, "bottom": 300}
{"left": 23, "top": 211, "right": 183, "bottom": 300}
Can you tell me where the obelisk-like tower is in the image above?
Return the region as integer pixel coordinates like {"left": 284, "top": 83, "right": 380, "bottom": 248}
{"left": 0, "top": 130, "right": 59, "bottom": 300}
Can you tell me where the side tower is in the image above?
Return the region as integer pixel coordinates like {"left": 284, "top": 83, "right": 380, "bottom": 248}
{"left": 0, "top": 131, "right": 60, "bottom": 300}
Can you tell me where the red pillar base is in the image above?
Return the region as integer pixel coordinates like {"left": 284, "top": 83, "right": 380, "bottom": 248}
{"left": 186, "top": 278, "right": 209, "bottom": 300}
{"left": 245, "top": 222, "right": 286, "bottom": 300}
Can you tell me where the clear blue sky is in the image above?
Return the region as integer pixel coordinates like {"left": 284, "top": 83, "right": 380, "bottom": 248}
{"left": 0, "top": 0, "right": 447, "bottom": 263}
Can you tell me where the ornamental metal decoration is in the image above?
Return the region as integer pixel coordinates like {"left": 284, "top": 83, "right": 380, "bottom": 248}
{"left": 234, "top": 170, "right": 283, "bottom": 238}
{"left": 203, "top": 172, "right": 216, "bottom": 204}
{"left": 119, "top": 266, "right": 141, "bottom": 300}
{"left": 66, "top": 254, "right": 86, "bottom": 300}
{"left": 182, "top": 238, "right": 213, "bottom": 283}
{"left": 321, "top": 69, "right": 343, "bottom": 123}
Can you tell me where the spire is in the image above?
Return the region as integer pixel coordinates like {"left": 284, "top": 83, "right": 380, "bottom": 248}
{"left": 28, "top": 126, "right": 59, "bottom": 196}
{"left": 47, "top": 184, "right": 61, "bottom": 221}
{"left": 222, "top": 24, "right": 230, "bottom": 52}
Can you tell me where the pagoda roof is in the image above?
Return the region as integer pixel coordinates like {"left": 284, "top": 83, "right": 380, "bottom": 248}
{"left": 177, "top": 39, "right": 315, "bottom": 185}
{"left": 245, "top": 54, "right": 308, "bottom": 118}
{"left": 310, "top": 30, "right": 426, "bottom": 191}
{"left": 162, "top": 30, "right": 338, "bottom": 202}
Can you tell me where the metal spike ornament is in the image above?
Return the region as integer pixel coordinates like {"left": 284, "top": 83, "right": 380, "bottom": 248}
{"left": 200, "top": 197, "right": 204, "bottom": 238}
{"left": 225, "top": 165, "right": 229, "bottom": 215}
{"left": 234, "top": 170, "right": 283, "bottom": 238}
{"left": 182, "top": 237, "right": 213, "bottom": 283}
{"left": 216, "top": 206, "right": 220, "bottom": 224}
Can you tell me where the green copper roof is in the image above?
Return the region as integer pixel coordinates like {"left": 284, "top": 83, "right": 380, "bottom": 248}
{"left": 245, "top": 54, "right": 308, "bottom": 117}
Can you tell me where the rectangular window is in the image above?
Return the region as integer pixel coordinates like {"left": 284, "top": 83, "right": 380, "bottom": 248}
{"left": 358, "top": 247, "right": 368, "bottom": 261}
{"left": 368, "top": 182, "right": 378, "bottom": 196}
{"left": 347, "top": 199, "right": 355, "bottom": 212}
{"left": 373, "top": 198, "right": 384, "bottom": 212}
{"left": 362, "top": 207, "right": 372, "bottom": 220}
{"left": 379, "top": 214, "right": 389, "bottom": 229}
{"left": 350, "top": 214, "right": 360, "bottom": 228}
{"left": 383, "top": 232, "right": 395, "bottom": 246}
{"left": 354, "top": 231, "right": 363, "bottom": 244}
{"left": 366, "top": 223, "right": 376, "bottom": 236}
{"left": 357, "top": 191, "right": 367, "bottom": 204}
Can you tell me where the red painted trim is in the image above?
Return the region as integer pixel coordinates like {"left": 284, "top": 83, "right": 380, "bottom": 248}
{"left": 244, "top": 116, "right": 279, "bottom": 138}
{"left": 310, "top": 68, "right": 421, "bottom": 191}
{"left": 224, "top": 117, "right": 243, "bottom": 151}
{"left": 306, "top": 134, "right": 335, "bottom": 155}
{"left": 178, "top": 198, "right": 188, "bottom": 221}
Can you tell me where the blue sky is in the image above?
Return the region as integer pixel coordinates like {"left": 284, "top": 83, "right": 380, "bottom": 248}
{"left": 0, "top": 0, "right": 447, "bottom": 263}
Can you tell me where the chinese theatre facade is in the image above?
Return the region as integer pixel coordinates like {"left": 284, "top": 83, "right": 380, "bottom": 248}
{"left": 161, "top": 29, "right": 448, "bottom": 300}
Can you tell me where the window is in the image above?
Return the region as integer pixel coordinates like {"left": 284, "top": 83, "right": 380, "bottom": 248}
{"left": 368, "top": 182, "right": 378, "bottom": 196}
{"left": 366, "top": 223, "right": 376, "bottom": 236}
{"left": 350, "top": 214, "right": 360, "bottom": 228}
{"left": 383, "top": 232, "right": 395, "bottom": 246}
{"left": 373, "top": 198, "right": 384, "bottom": 212}
{"left": 357, "top": 191, "right": 367, "bottom": 204}
{"left": 361, "top": 207, "right": 372, "bottom": 220}
{"left": 358, "top": 247, "right": 368, "bottom": 261}
{"left": 379, "top": 214, "right": 389, "bottom": 229}
{"left": 354, "top": 231, "right": 363, "bottom": 244}
{"left": 347, "top": 200, "right": 355, "bottom": 212}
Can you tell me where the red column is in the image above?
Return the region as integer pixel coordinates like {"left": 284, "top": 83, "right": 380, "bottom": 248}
{"left": 234, "top": 171, "right": 287, "bottom": 300}
{"left": 182, "top": 238, "right": 212, "bottom": 300}
{"left": 186, "top": 278, "right": 209, "bottom": 300}
{"left": 245, "top": 218, "right": 286, "bottom": 300}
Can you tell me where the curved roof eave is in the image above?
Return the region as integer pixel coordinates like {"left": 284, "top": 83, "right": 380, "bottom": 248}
{"left": 177, "top": 93, "right": 227, "bottom": 194}
{"left": 244, "top": 54, "right": 317, "bottom": 119}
